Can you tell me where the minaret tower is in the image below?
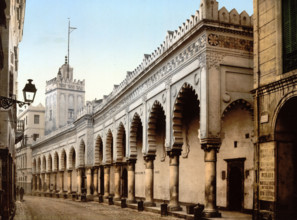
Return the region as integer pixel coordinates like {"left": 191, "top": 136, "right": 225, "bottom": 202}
{"left": 45, "top": 57, "right": 85, "bottom": 135}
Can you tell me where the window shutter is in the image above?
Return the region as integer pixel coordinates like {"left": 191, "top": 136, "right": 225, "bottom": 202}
{"left": 283, "top": 0, "right": 297, "bottom": 73}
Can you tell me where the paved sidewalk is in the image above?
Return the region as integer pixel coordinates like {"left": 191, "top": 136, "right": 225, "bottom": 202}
{"left": 14, "top": 196, "right": 180, "bottom": 220}
{"left": 15, "top": 196, "right": 252, "bottom": 220}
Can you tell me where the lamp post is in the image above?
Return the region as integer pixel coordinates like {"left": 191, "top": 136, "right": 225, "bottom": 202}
{"left": 0, "top": 79, "right": 37, "bottom": 109}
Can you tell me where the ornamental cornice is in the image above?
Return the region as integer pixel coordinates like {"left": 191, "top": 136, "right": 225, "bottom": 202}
{"left": 252, "top": 74, "right": 297, "bottom": 96}
{"left": 204, "top": 23, "right": 253, "bottom": 37}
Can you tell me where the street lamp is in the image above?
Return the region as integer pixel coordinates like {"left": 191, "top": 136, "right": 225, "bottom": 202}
{"left": 22, "top": 79, "right": 37, "bottom": 103}
{"left": 0, "top": 79, "right": 37, "bottom": 109}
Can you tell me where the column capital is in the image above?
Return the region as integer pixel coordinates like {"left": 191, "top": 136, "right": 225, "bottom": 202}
{"left": 202, "top": 144, "right": 220, "bottom": 162}
{"left": 167, "top": 149, "right": 182, "bottom": 157}
{"left": 201, "top": 142, "right": 220, "bottom": 153}
{"left": 127, "top": 159, "right": 136, "bottom": 165}
{"left": 114, "top": 162, "right": 123, "bottom": 166}
{"left": 144, "top": 155, "right": 156, "bottom": 162}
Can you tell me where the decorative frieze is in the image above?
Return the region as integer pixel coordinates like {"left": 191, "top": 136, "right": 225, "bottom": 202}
{"left": 208, "top": 33, "right": 253, "bottom": 52}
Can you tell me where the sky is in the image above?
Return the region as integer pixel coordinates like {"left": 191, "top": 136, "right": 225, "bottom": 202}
{"left": 18, "top": 0, "right": 253, "bottom": 107}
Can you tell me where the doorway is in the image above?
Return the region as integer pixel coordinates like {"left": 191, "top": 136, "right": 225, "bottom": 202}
{"left": 122, "top": 168, "right": 128, "bottom": 198}
{"left": 100, "top": 167, "right": 104, "bottom": 195}
{"left": 275, "top": 97, "right": 297, "bottom": 219}
{"left": 226, "top": 158, "right": 245, "bottom": 211}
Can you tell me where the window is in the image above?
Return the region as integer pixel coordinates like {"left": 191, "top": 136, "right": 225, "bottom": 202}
{"left": 34, "top": 115, "right": 40, "bottom": 124}
{"left": 49, "top": 110, "right": 52, "bottom": 121}
{"left": 283, "top": 0, "right": 297, "bottom": 73}
{"left": 33, "top": 133, "right": 39, "bottom": 141}
{"left": 68, "top": 109, "right": 74, "bottom": 119}
{"left": 9, "top": 72, "right": 13, "bottom": 97}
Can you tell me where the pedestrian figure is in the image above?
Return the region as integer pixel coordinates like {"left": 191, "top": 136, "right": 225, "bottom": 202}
{"left": 20, "top": 187, "right": 24, "bottom": 202}
{"left": 16, "top": 186, "right": 20, "bottom": 201}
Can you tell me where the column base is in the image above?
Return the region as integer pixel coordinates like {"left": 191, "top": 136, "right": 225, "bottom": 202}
{"left": 80, "top": 194, "right": 87, "bottom": 202}
{"left": 63, "top": 193, "right": 68, "bottom": 199}
{"left": 67, "top": 192, "right": 72, "bottom": 200}
{"left": 168, "top": 205, "right": 182, "bottom": 211}
{"left": 202, "top": 210, "right": 221, "bottom": 218}
{"left": 143, "top": 201, "right": 156, "bottom": 207}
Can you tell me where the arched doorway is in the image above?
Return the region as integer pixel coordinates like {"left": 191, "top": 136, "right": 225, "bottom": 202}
{"left": 275, "top": 97, "right": 297, "bottom": 219}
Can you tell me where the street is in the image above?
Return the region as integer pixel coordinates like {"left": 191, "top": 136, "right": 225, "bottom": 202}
{"left": 14, "top": 196, "right": 180, "bottom": 220}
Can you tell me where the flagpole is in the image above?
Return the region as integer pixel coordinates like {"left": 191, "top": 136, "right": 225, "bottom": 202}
{"left": 67, "top": 18, "right": 76, "bottom": 78}
{"left": 67, "top": 18, "right": 70, "bottom": 77}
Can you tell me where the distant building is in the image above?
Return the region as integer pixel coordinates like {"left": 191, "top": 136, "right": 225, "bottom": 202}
{"left": 15, "top": 104, "right": 45, "bottom": 194}
{"left": 253, "top": 0, "right": 297, "bottom": 219}
{"left": 45, "top": 59, "right": 85, "bottom": 135}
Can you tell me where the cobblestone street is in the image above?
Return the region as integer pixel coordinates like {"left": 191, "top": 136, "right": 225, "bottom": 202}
{"left": 14, "top": 196, "right": 181, "bottom": 220}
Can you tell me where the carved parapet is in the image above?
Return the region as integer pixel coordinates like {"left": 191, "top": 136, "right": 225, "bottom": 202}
{"left": 218, "top": 7, "right": 252, "bottom": 27}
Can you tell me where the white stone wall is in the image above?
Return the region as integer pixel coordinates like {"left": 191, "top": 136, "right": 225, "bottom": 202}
{"left": 217, "top": 105, "right": 254, "bottom": 209}
{"left": 179, "top": 117, "right": 205, "bottom": 204}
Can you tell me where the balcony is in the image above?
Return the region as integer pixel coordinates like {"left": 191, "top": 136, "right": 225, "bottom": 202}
{"left": 15, "top": 119, "right": 24, "bottom": 144}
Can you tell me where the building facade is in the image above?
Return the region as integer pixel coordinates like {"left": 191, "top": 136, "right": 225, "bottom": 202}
{"left": 0, "top": 0, "right": 25, "bottom": 219}
{"left": 31, "top": 0, "right": 254, "bottom": 218}
{"left": 253, "top": 0, "right": 297, "bottom": 219}
{"left": 15, "top": 104, "right": 45, "bottom": 194}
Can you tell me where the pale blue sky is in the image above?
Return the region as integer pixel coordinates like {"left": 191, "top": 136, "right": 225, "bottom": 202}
{"left": 18, "top": 0, "right": 253, "bottom": 106}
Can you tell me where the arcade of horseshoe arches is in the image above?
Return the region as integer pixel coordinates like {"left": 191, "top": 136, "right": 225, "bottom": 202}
{"left": 31, "top": 0, "right": 254, "bottom": 217}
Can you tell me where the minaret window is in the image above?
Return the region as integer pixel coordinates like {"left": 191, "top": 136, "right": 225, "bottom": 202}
{"left": 68, "top": 109, "right": 74, "bottom": 119}
{"left": 33, "top": 133, "right": 39, "bottom": 141}
{"left": 34, "top": 115, "right": 40, "bottom": 124}
{"left": 49, "top": 110, "right": 52, "bottom": 121}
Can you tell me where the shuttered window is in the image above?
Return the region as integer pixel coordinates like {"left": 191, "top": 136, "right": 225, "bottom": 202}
{"left": 283, "top": 0, "right": 297, "bottom": 73}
